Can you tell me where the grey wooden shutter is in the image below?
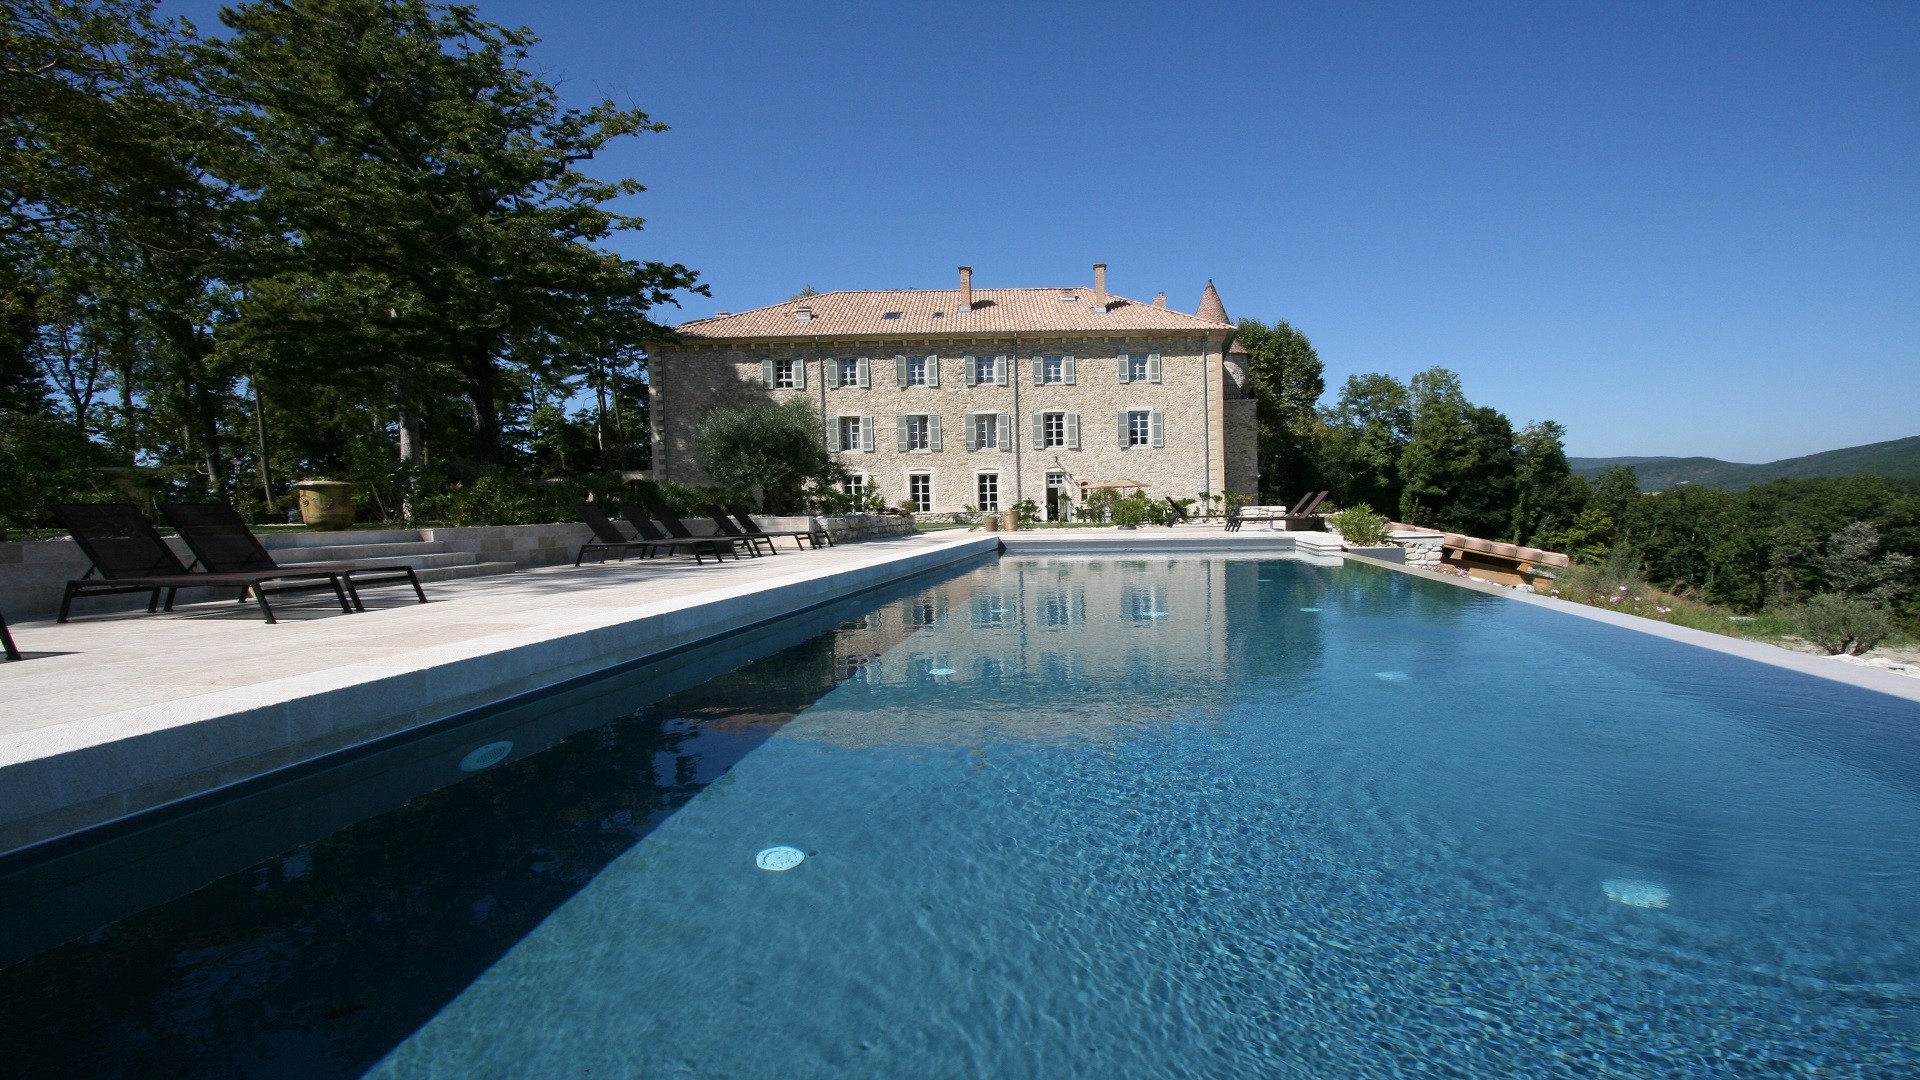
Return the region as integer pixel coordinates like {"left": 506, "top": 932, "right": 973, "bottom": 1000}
{"left": 793, "top": 359, "right": 806, "bottom": 390}
{"left": 1062, "top": 355, "right": 1076, "bottom": 385}
{"left": 1118, "top": 353, "right": 1132, "bottom": 383}
{"left": 928, "top": 414, "right": 943, "bottom": 451}
{"left": 895, "top": 355, "right": 909, "bottom": 387}
{"left": 1033, "top": 356, "right": 1046, "bottom": 385}
{"left": 760, "top": 359, "right": 775, "bottom": 389}
{"left": 995, "top": 355, "right": 1008, "bottom": 385}
{"left": 964, "top": 355, "right": 978, "bottom": 387}
{"left": 896, "top": 415, "right": 910, "bottom": 451}
{"left": 1031, "top": 411, "right": 1046, "bottom": 447}
{"left": 964, "top": 413, "right": 978, "bottom": 451}
{"left": 862, "top": 416, "right": 875, "bottom": 451}
{"left": 1148, "top": 353, "right": 1162, "bottom": 384}
{"left": 1065, "top": 412, "right": 1080, "bottom": 450}
{"left": 828, "top": 417, "right": 843, "bottom": 451}
{"left": 1118, "top": 411, "right": 1130, "bottom": 447}
{"left": 997, "top": 412, "right": 1012, "bottom": 451}
{"left": 925, "top": 355, "right": 939, "bottom": 388}
{"left": 1150, "top": 410, "right": 1165, "bottom": 448}
{"left": 857, "top": 358, "right": 870, "bottom": 388}
{"left": 826, "top": 358, "right": 841, "bottom": 388}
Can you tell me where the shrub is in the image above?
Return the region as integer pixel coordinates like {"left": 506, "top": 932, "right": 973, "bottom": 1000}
{"left": 1329, "top": 503, "right": 1392, "bottom": 546}
{"left": 1790, "top": 593, "right": 1894, "bottom": 656}
{"left": 1012, "top": 498, "right": 1041, "bottom": 527}
{"left": 1110, "top": 493, "right": 1148, "bottom": 527}
{"left": 692, "top": 399, "right": 840, "bottom": 512}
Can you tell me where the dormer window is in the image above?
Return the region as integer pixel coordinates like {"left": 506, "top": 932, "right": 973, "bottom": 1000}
{"left": 1058, "top": 292, "right": 1078, "bottom": 303}
{"left": 795, "top": 305, "right": 813, "bottom": 322}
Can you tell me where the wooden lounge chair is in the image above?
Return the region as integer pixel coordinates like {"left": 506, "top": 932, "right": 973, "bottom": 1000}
{"left": 1, "top": 607, "right": 20, "bottom": 661}
{"left": 1164, "top": 497, "right": 1190, "bottom": 526}
{"left": 1223, "top": 504, "right": 1244, "bottom": 532}
{"left": 575, "top": 502, "right": 666, "bottom": 566}
{"left": 51, "top": 502, "right": 353, "bottom": 624}
{"left": 1280, "top": 491, "right": 1330, "bottom": 531}
{"left": 159, "top": 502, "right": 427, "bottom": 610}
{"left": 613, "top": 504, "right": 732, "bottom": 563}
{"left": 650, "top": 504, "right": 753, "bottom": 560}
{"left": 707, "top": 505, "right": 777, "bottom": 556}
{"left": 726, "top": 503, "right": 828, "bottom": 550}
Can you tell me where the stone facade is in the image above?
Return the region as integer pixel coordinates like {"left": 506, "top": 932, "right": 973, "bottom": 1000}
{"left": 652, "top": 270, "right": 1259, "bottom": 518}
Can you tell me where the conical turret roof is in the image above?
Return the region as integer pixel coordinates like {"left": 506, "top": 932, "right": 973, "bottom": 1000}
{"left": 1197, "top": 280, "right": 1229, "bottom": 324}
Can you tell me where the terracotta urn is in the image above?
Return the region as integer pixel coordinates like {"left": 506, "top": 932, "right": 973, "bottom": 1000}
{"left": 293, "top": 480, "right": 358, "bottom": 531}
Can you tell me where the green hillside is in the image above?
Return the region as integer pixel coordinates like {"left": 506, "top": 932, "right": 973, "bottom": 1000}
{"left": 1570, "top": 435, "right": 1920, "bottom": 492}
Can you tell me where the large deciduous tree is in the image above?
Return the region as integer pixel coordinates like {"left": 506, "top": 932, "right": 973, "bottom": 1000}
{"left": 1234, "top": 318, "right": 1325, "bottom": 502}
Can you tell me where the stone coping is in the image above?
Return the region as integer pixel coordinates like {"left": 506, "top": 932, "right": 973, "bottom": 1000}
{"left": 0, "top": 532, "right": 997, "bottom": 856}
{"left": 1341, "top": 552, "right": 1920, "bottom": 705}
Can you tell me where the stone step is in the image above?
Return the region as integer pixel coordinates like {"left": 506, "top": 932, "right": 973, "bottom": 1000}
{"left": 255, "top": 528, "right": 425, "bottom": 551}
{"left": 273, "top": 540, "right": 449, "bottom": 562}
{"left": 412, "top": 561, "right": 517, "bottom": 584}
{"left": 279, "top": 551, "right": 480, "bottom": 572}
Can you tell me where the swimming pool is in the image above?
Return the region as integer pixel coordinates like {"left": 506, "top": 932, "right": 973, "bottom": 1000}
{"left": 5, "top": 556, "right": 1919, "bottom": 1077}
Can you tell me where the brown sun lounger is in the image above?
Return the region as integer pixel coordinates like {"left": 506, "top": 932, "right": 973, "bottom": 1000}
{"left": 726, "top": 503, "right": 828, "bottom": 550}
{"left": 1, "top": 608, "right": 20, "bottom": 661}
{"left": 650, "top": 504, "right": 752, "bottom": 560}
{"left": 1281, "top": 491, "right": 1330, "bottom": 531}
{"left": 577, "top": 502, "right": 676, "bottom": 565}
{"left": 707, "top": 505, "right": 777, "bottom": 556}
{"left": 51, "top": 503, "right": 354, "bottom": 624}
{"left": 611, "top": 504, "right": 732, "bottom": 563}
{"left": 160, "top": 502, "right": 427, "bottom": 610}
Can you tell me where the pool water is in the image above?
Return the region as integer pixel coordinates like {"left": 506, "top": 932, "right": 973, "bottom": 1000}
{"left": 6, "top": 557, "right": 1920, "bottom": 1077}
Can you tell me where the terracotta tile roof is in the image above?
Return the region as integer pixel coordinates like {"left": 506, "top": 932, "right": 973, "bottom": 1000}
{"left": 675, "top": 287, "right": 1234, "bottom": 340}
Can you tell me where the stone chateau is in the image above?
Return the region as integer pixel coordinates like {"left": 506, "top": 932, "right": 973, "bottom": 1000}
{"left": 650, "top": 265, "right": 1257, "bottom": 519}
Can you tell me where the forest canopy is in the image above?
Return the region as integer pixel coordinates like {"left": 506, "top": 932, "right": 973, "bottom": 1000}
{"left": 1, "top": 0, "right": 704, "bottom": 530}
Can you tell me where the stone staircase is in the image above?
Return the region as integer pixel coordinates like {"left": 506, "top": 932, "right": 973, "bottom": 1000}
{"left": 255, "top": 529, "right": 517, "bottom": 585}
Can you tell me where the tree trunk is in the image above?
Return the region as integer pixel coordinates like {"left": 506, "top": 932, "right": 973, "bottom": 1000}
{"left": 462, "top": 354, "right": 503, "bottom": 466}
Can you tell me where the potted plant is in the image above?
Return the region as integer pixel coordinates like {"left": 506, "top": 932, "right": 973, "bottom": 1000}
{"left": 292, "top": 479, "right": 359, "bottom": 531}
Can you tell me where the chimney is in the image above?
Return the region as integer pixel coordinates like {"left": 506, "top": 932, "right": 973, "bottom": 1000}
{"left": 1152, "top": 292, "right": 1166, "bottom": 309}
{"left": 1093, "top": 263, "right": 1107, "bottom": 312}
{"left": 958, "top": 266, "right": 973, "bottom": 312}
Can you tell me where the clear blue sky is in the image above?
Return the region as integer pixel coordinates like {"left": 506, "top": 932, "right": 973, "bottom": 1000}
{"left": 165, "top": 0, "right": 1919, "bottom": 462}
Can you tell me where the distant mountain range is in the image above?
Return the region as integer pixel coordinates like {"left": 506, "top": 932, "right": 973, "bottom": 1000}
{"left": 1569, "top": 435, "right": 1920, "bottom": 492}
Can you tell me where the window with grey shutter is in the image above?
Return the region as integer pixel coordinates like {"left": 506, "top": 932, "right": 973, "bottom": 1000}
{"left": 997, "top": 412, "right": 1012, "bottom": 451}
{"left": 964, "top": 355, "right": 978, "bottom": 387}
{"left": 895, "top": 356, "right": 909, "bottom": 388}
{"left": 1148, "top": 353, "right": 1162, "bottom": 384}
{"left": 964, "top": 413, "right": 978, "bottom": 451}
{"left": 861, "top": 416, "right": 875, "bottom": 451}
{"left": 1150, "top": 410, "right": 1165, "bottom": 447}
{"left": 928, "top": 414, "right": 943, "bottom": 451}
{"left": 1117, "top": 411, "right": 1129, "bottom": 447}
{"left": 829, "top": 417, "right": 843, "bottom": 452}
{"left": 761, "top": 359, "right": 775, "bottom": 389}
{"left": 793, "top": 359, "right": 805, "bottom": 390}
{"left": 995, "top": 355, "right": 1009, "bottom": 386}
{"left": 896, "top": 415, "right": 910, "bottom": 451}
{"left": 1065, "top": 412, "right": 1080, "bottom": 450}
{"left": 826, "top": 358, "right": 841, "bottom": 388}
{"left": 1031, "top": 411, "right": 1046, "bottom": 447}
{"left": 1062, "top": 355, "right": 1076, "bottom": 385}
{"left": 1033, "top": 356, "right": 1046, "bottom": 385}
{"left": 925, "top": 355, "right": 939, "bottom": 388}
{"left": 856, "top": 357, "right": 871, "bottom": 388}
{"left": 1117, "top": 353, "right": 1132, "bottom": 383}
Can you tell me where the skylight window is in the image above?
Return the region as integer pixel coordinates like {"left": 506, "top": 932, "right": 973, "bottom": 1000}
{"left": 1059, "top": 292, "right": 1078, "bottom": 302}
{"left": 931, "top": 311, "right": 945, "bottom": 319}
{"left": 882, "top": 311, "right": 903, "bottom": 320}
